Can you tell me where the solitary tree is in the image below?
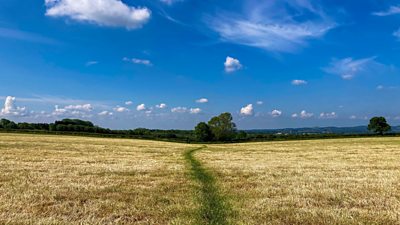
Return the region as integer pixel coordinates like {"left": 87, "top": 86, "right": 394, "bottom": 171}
{"left": 194, "top": 122, "right": 213, "bottom": 142}
{"left": 368, "top": 117, "right": 391, "bottom": 135}
{"left": 208, "top": 112, "right": 237, "bottom": 141}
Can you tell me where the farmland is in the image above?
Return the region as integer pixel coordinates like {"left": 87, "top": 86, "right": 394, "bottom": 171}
{"left": 1, "top": 134, "right": 400, "bottom": 224}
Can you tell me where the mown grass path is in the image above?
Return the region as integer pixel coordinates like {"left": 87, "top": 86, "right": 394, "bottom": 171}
{"left": 184, "top": 146, "right": 232, "bottom": 225}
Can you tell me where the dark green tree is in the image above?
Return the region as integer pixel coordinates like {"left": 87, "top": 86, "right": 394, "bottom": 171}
{"left": 0, "top": 119, "right": 17, "bottom": 129}
{"left": 368, "top": 117, "right": 391, "bottom": 135}
{"left": 208, "top": 112, "right": 237, "bottom": 141}
{"left": 236, "top": 131, "right": 248, "bottom": 140}
{"left": 194, "top": 122, "right": 214, "bottom": 142}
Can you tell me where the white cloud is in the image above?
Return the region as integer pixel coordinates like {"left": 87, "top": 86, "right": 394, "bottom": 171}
{"left": 156, "top": 103, "right": 167, "bottom": 109}
{"left": 224, "top": 56, "right": 242, "bottom": 73}
{"left": 125, "top": 101, "right": 133, "bottom": 106}
{"left": 160, "top": 0, "right": 183, "bottom": 5}
{"left": 45, "top": 0, "right": 151, "bottom": 30}
{"left": 123, "top": 57, "right": 152, "bottom": 66}
{"left": 291, "top": 80, "right": 308, "bottom": 86}
{"left": 0, "top": 96, "right": 28, "bottom": 116}
{"left": 319, "top": 112, "right": 337, "bottom": 119}
{"left": 256, "top": 101, "right": 263, "bottom": 105}
{"left": 171, "top": 107, "right": 188, "bottom": 113}
{"left": 65, "top": 104, "right": 93, "bottom": 111}
{"left": 196, "top": 98, "right": 209, "bottom": 103}
{"left": 136, "top": 104, "right": 146, "bottom": 111}
{"left": 0, "top": 27, "right": 59, "bottom": 45}
{"left": 114, "top": 106, "right": 129, "bottom": 113}
{"left": 85, "top": 61, "right": 98, "bottom": 66}
{"left": 393, "top": 28, "right": 400, "bottom": 39}
{"left": 349, "top": 115, "right": 357, "bottom": 120}
{"left": 323, "top": 57, "right": 378, "bottom": 80}
{"left": 208, "top": 1, "right": 335, "bottom": 52}
{"left": 53, "top": 104, "right": 93, "bottom": 118}
{"left": 240, "top": 104, "right": 253, "bottom": 116}
{"left": 190, "top": 108, "right": 202, "bottom": 114}
{"left": 270, "top": 109, "right": 282, "bottom": 117}
{"left": 372, "top": 6, "right": 400, "bottom": 16}
{"left": 98, "top": 111, "right": 113, "bottom": 116}
{"left": 292, "top": 110, "right": 313, "bottom": 119}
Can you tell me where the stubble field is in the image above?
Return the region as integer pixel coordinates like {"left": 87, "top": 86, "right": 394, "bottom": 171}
{"left": 1, "top": 133, "right": 399, "bottom": 224}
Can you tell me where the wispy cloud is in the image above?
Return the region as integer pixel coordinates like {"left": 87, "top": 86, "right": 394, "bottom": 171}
{"left": 45, "top": 0, "right": 151, "bottom": 30}
{"left": 85, "top": 61, "right": 98, "bottom": 66}
{"left": 323, "top": 57, "right": 380, "bottom": 80}
{"left": 372, "top": 5, "right": 400, "bottom": 16}
{"left": 208, "top": 0, "right": 336, "bottom": 52}
{"left": 160, "top": 0, "right": 184, "bottom": 5}
{"left": 291, "top": 80, "right": 308, "bottom": 86}
{"left": 0, "top": 27, "right": 59, "bottom": 45}
{"left": 123, "top": 57, "right": 153, "bottom": 66}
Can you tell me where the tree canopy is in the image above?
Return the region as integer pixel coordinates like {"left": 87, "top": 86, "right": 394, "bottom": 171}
{"left": 368, "top": 117, "right": 391, "bottom": 135}
{"left": 194, "top": 122, "right": 214, "bottom": 142}
{"left": 207, "top": 112, "right": 237, "bottom": 141}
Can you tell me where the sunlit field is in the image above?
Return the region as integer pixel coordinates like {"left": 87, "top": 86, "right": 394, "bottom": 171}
{"left": 1, "top": 134, "right": 400, "bottom": 224}
{"left": 0, "top": 134, "right": 198, "bottom": 224}
{"left": 198, "top": 138, "right": 400, "bottom": 225}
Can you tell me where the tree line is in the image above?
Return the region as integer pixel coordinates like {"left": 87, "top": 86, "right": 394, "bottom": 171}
{"left": 0, "top": 114, "right": 395, "bottom": 143}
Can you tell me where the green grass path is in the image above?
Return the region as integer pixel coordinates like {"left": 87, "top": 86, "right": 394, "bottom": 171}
{"left": 184, "top": 146, "right": 232, "bottom": 225}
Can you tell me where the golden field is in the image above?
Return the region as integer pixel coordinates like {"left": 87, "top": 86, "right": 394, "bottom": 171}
{"left": 0, "top": 134, "right": 199, "bottom": 224}
{"left": 1, "top": 133, "right": 400, "bottom": 224}
{"left": 198, "top": 138, "right": 400, "bottom": 224}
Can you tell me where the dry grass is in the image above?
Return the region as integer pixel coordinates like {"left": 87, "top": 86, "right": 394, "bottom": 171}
{"left": 2, "top": 134, "right": 400, "bottom": 224}
{"left": 0, "top": 133, "right": 199, "bottom": 224}
{"left": 197, "top": 137, "right": 400, "bottom": 225}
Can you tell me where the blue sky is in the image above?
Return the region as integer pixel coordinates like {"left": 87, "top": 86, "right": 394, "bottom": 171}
{"left": 0, "top": 0, "right": 399, "bottom": 129}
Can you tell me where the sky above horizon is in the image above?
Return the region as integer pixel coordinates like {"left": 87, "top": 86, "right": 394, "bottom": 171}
{"left": 0, "top": 0, "right": 400, "bottom": 130}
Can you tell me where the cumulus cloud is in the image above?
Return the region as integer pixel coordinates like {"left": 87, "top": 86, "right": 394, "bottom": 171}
{"left": 292, "top": 80, "right": 308, "bottom": 85}
{"left": 125, "top": 101, "right": 133, "bottom": 106}
{"left": 323, "top": 57, "right": 380, "bottom": 80}
{"left": 123, "top": 57, "right": 152, "bottom": 66}
{"left": 65, "top": 104, "right": 93, "bottom": 111}
{"left": 171, "top": 107, "right": 188, "bottom": 113}
{"left": 113, "top": 106, "right": 129, "bottom": 112}
{"left": 319, "top": 112, "right": 337, "bottom": 119}
{"left": 53, "top": 104, "right": 93, "bottom": 118}
{"left": 98, "top": 111, "right": 113, "bottom": 116}
{"left": 45, "top": 0, "right": 151, "bottom": 30}
{"left": 156, "top": 103, "right": 167, "bottom": 109}
{"left": 270, "top": 109, "right": 282, "bottom": 117}
{"left": 240, "top": 104, "right": 253, "bottom": 116}
{"left": 190, "top": 108, "right": 202, "bottom": 114}
{"left": 0, "top": 96, "right": 28, "bottom": 116}
{"left": 269, "top": 109, "right": 282, "bottom": 118}
{"left": 224, "top": 56, "right": 242, "bottom": 73}
{"left": 208, "top": 1, "right": 335, "bottom": 52}
{"left": 136, "top": 104, "right": 146, "bottom": 111}
{"left": 196, "top": 98, "right": 209, "bottom": 103}
{"left": 292, "top": 110, "right": 313, "bottom": 119}
{"left": 372, "top": 6, "right": 400, "bottom": 16}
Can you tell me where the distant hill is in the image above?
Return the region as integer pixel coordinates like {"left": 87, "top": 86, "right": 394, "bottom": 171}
{"left": 247, "top": 125, "right": 400, "bottom": 135}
